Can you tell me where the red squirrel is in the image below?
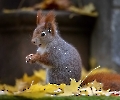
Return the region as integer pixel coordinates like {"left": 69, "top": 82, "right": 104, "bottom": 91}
{"left": 25, "top": 10, "right": 82, "bottom": 84}
{"left": 81, "top": 72, "right": 120, "bottom": 91}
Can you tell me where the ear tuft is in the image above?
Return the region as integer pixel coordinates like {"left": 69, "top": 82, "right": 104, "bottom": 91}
{"left": 45, "top": 11, "right": 57, "bottom": 35}
{"left": 36, "top": 10, "right": 42, "bottom": 25}
{"left": 45, "top": 11, "right": 55, "bottom": 23}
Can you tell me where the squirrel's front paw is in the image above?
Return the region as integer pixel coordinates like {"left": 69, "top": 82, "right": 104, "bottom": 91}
{"left": 26, "top": 54, "right": 36, "bottom": 64}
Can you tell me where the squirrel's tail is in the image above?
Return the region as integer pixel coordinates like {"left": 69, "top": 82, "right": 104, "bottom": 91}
{"left": 81, "top": 72, "right": 120, "bottom": 91}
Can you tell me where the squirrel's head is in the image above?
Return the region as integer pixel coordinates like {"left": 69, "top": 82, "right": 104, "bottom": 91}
{"left": 31, "top": 10, "right": 57, "bottom": 47}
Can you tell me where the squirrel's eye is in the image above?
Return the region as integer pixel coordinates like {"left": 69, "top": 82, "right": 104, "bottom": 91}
{"left": 48, "top": 28, "right": 51, "bottom": 33}
{"left": 41, "top": 31, "right": 46, "bottom": 36}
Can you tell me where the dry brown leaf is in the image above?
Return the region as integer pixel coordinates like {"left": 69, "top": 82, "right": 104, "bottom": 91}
{"left": 69, "top": 3, "right": 98, "bottom": 17}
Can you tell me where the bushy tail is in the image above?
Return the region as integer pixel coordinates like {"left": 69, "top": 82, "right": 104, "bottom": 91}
{"left": 81, "top": 72, "right": 120, "bottom": 91}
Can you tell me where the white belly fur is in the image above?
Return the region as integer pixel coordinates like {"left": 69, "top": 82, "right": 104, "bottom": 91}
{"left": 37, "top": 46, "right": 52, "bottom": 68}
{"left": 37, "top": 46, "right": 46, "bottom": 55}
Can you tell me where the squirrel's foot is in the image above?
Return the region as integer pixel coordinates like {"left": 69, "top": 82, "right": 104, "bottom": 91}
{"left": 26, "top": 54, "right": 37, "bottom": 64}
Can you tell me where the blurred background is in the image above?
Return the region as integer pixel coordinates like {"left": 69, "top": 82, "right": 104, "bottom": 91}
{"left": 0, "top": 0, "right": 119, "bottom": 85}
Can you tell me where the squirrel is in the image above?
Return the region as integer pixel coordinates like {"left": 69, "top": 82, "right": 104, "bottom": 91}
{"left": 81, "top": 72, "right": 120, "bottom": 91}
{"left": 25, "top": 10, "right": 82, "bottom": 85}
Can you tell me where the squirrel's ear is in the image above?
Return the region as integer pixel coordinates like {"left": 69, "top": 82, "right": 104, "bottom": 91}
{"left": 45, "top": 11, "right": 55, "bottom": 23}
{"left": 36, "top": 10, "right": 43, "bottom": 25}
{"left": 45, "top": 11, "right": 56, "bottom": 35}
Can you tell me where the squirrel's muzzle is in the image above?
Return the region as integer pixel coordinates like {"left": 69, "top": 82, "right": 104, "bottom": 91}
{"left": 31, "top": 39, "right": 36, "bottom": 44}
{"left": 31, "top": 38, "right": 41, "bottom": 47}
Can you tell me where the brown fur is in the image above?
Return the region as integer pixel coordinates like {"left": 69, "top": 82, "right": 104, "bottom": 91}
{"left": 81, "top": 72, "right": 120, "bottom": 91}
{"left": 36, "top": 10, "right": 56, "bottom": 36}
{"left": 26, "top": 53, "right": 51, "bottom": 66}
{"left": 36, "top": 10, "right": 42, "bottom": 25}
{"left": 37, "top": 52, "right": 51, "bottom": 66}
{"left": 45, "top": 11, "right": 57, "bottom": 36}
{"left": 45, "top": 11, "right": 55, "bottom": 23}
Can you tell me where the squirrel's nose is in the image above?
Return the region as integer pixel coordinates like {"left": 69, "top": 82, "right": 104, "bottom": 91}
{"left": 31, "top": 39, "right": 36, "bottom": 44}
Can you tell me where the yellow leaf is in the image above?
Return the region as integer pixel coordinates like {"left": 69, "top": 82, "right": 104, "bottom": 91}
{"left": 17, "top": 83, "right": 65, "bottom": 98}
{"left": 45, "top": 83, "right": 65, "bottom": 94}
{"left": 0, "top": 84, "right": 16, "bottom": 95}
{"left": 22, "top": 73, "right": 40, "bottom": 84}
{"left": 17, "top": 83, "right": 46, "bottom": 98}
{"left": 59, "top": 79, "right": 81, "bottom": 96}
{"left": 34, "top": 69, "right": 46, "bottom": 82}
{"left": 18, "top": 91, "right": 46, "bottom": 98}
{"left": 15, "top": 69, "right": 46, "bottom": 92}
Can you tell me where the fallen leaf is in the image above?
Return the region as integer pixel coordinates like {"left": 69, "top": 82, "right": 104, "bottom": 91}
{"left": 59, "top": 78, "right": 81, "bottom": 96}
